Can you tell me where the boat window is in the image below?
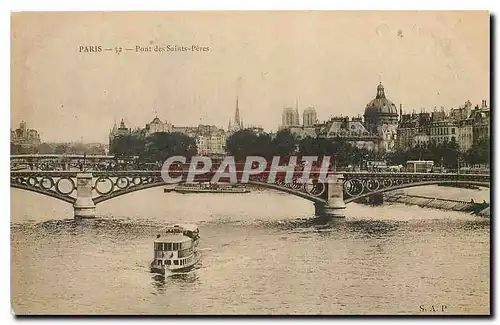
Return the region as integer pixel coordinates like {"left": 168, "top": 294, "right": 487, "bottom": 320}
{"left": 158, "top": 260, "right": 163, "bottom": 265}
{"left": 166, "top": 260, "right": 171, "bottom": 266}
{"left": 174, "top": 260, "right": 179, "bottom": 265}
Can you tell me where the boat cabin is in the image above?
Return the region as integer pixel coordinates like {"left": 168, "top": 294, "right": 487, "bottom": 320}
{"left": 152, "top": 224, "right": 199, "bottom": 269}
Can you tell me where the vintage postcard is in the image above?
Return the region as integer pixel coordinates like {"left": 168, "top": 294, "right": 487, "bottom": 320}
{"left": 10, "top": 11, "right": 490, "bottom": 315}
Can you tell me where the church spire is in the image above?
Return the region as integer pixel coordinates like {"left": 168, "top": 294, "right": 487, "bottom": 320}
{"left": 235, "top": 96, "right": 241, "bottom": 127}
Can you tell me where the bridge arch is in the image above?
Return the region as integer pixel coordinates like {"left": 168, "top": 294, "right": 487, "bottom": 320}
{"left": 93, "top": 180, "right": 326, "bottom": 205}
{"left": 11, "top": 184, "right": 76, "bottom": 204}
{"left": 344, "top": 180, "right": 490, "bottom": 204}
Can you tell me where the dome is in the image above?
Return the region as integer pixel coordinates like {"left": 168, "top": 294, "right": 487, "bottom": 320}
{"left": 151, "top": 116, "right": 162, "bottom": 124}
{"left": 364, "top": 83, "right": 398, "bottom": 117}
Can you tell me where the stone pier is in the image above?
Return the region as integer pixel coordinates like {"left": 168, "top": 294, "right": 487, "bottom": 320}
{"left": 314, "top": 175, "right": 346, "bottom": 218}
{"left": 74, "top": 173, "right": 96, "bottom": 218}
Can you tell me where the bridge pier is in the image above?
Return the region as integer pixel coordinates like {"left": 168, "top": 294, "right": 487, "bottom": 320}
{"left": 74, "top": 173, "right": 96, "bottom": 219}
{"left": 315, "top": 175, "right": 346, "bottom": 218}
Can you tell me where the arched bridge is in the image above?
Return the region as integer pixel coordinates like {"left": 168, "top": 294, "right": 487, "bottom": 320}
{"left": 341, "top": 172, "right": 490, "bottom": 203}
{"left": 10, "top": 170, "right": 490, "bottom": 218}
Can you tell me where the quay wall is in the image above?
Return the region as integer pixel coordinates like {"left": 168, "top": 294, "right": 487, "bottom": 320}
{"left": 384, "top": 193, "right": 490, "bottom": 217}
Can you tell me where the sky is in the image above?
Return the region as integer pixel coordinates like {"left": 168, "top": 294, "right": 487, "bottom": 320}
{"left": 11, "top": 11, "right": 490, "bottom": 143}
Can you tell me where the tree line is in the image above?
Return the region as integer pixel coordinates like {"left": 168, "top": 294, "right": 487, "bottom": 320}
{"left": 110, "top": 132, "right": 197, "bottom": 162}
{"left": 225, "top": 129, "right": 377, "bottom": 167}
{"left": 386, "top": 137, "right": 490, "bottom": 168}
{"left": 17, "top": 129, "right": 488, "bottom": 170}
{"left": 225, "top": 129, "right": 490, "bottom": 168}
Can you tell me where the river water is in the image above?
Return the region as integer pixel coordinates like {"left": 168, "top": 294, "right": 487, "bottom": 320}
{"left": 11, "top": 186, "right": 490, "bottom": 315}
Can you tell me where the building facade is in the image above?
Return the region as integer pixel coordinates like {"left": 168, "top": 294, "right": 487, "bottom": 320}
{"left": 396, "top": 112, "right": 432, "bottom": 151}
{"left": 363, "top": 83, "right": 399, "bottom": 153}
{"left": 318, "top": 116, "right": 379, "bottom": 151}
{"left": 11, "top": 121, "right": 41, "bottom": 148}
{"left": 143, "top": 116, "right": 173, "bottom": 136}
{"left": 279, "top": 104, "right": 318, "bottom": 137}
{"left": 194, "top": 126, "right": 227, "bottom": 156}
{"left": 470, "top": 100, "right": 490, "bottom": 143}
{"left": 457, "top": 118, "right": 474, "bottom": 151}
{"left": 278, "top": 83, "right": 399, "bottom": 153}
{"left": 302, "top": 107, "right": 317, "bottom": 127}
{"left": 396, "top": 100, "right": 490, "bottom": 152}
{"left": 280, "top": 107, "right": 300, "bottom": 129}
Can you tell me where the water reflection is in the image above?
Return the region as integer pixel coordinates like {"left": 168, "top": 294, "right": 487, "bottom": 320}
{"left": 151, "top": 268, "right": 201, "bottom": 294}
{"left": 459, "top": 219, "right": 490, "bottom": 231}
{"left": 345, "top": 220, "right": 401, "bottom": 239}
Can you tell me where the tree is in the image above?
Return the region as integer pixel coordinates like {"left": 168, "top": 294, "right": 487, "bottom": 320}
{"left": 110, "top": 134, "right": 145, "bottom": 157}
{"left": 465, "top": 137, "right": 490, "bottom": 167}
{"left": 10, "top": 142, "right": 22, "bottom": 154}
{"left": 437, "top": 139, "right": 460, "bottom": 168}
{"left": 270, "top": 129, "right": 297, "bottom": 156}
{"left": 297, "top": 136, "right": 363, "bottom": 168}
{"left": 386, "top": 150, "right": 409, "bottom": 166}
{"left": 54, "top": 144, "right": 68, "bottom": 154}
{"left": 385, "top": 139, "right": 462, "bottom": 169}
{"left": 37, "top": 143, "right": 55, "bottom": 154}
{"left": 141, "top": 132, "right": 197, "bottom": 163}
{"left": 226, "top": 129, "right": 272, "bottom": 160}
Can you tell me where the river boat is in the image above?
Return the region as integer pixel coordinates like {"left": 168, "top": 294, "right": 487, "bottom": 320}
{"left": 150, "top": 224, "right": 201, "bottom": 274}
{"left": 171, "top": 182, "right": 250, "bottom": 194}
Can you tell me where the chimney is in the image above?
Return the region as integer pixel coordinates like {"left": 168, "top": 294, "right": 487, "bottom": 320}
{"left": 482, "top": 100, "right": 487, "bottom": 108}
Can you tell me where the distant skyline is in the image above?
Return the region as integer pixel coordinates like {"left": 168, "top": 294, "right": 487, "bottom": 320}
{"left": 11, "top": 11, "right": 490, "bottom": 143}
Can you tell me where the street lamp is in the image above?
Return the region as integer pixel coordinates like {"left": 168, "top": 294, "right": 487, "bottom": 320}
{"left": 82, "top": 152, "right": 87, "bottom": 172}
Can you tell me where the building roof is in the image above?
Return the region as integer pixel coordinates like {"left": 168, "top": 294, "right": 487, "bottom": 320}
{"left": 154, "top": 233, "right": 191, "bottom": 244}
{"left": 364, "top": 83, "right": 398, "bottom": 117}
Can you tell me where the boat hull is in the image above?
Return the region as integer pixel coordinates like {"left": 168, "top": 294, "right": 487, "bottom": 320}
{"left": 150, "top": 251, "right": 201, "bottom": 275}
